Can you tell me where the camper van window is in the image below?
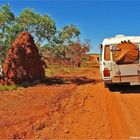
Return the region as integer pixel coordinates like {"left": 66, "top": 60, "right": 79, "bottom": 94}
{"left": 104, "top": 45, "right": 110, "bottom": 61}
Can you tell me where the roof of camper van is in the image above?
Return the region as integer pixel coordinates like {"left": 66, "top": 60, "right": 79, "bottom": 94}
{"left": 102, "top": 35, "right": 140, "bottom": 45}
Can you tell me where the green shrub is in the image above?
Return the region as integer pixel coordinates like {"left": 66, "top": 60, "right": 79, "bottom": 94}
{"left": 0, "top": 85, "right": 17, "bottom": 91}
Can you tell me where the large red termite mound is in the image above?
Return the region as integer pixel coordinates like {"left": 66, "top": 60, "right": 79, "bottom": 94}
{"left": 2, "top": 31, "right": 45, "bottom": 85}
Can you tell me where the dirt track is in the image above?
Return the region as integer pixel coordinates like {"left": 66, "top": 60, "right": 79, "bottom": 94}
{"left": 0, "top": 65, "right": 140, "bottom": 139}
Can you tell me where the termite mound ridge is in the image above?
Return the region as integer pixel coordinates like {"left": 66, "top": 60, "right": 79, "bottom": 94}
{"left": 2, "top": 31, "right": 45, "bottom": 85}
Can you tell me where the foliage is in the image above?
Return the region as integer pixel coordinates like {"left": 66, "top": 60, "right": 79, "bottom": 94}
{"left": 39, "top": 24, "right": 84, "bottom": 66}
{"left": 53, "top": 24, "right": 80, "bottom": 45}
{"left": 40, "top": 40, "right": 91, "bottom": 66}
{"left": 0, "top": 5, "right": 56, "bottom": 62}
{"left": 0, "top": 85, "right": 17, "bottom": 91}
{"left": 0, "top": 5, "right": 15, "bottom": 62}
{"left": 18, "top": 9, "right": 56, "bottom": 44}
{"left": 0, "top": 4, "right": 90, "bottom": 67}
{"left": 65, "top": 41, "right": 90, "bottom": 66}
{"left": 0, "top": 4, "right": 15, "bottom": 27}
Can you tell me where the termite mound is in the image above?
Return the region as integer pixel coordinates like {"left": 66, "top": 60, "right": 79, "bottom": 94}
{"left": 2, "top": 31, "right": 45, "bottom": 85}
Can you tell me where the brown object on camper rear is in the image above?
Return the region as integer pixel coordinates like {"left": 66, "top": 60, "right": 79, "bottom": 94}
{"left": 113, "top": 41, "right": 139, "bottom": 64}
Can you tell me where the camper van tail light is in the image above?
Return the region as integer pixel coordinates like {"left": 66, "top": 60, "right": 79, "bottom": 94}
{"left": 103, "top": 68, "right": 110, "bottom": 77}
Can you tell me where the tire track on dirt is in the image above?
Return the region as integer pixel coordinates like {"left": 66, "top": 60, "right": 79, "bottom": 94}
{"left": 115, "top": 93, "right": 140, "bottom": 137}
{"left": 106, "top": 91, "right": 131, "bottom": 138}
{"left": 50, "top": 82, "right": 112, "bottom": 139}
{"left": 1, "top": 66, "right": 140, "bottom": 139}
{"left": 106, "top": 87, "right": 140, "bottom": 139}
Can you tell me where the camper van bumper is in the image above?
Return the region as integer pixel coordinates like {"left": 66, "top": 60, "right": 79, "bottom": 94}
{"left": 104, "top": 80, "right": 112, "bottom": 84}
{"left": 103, "top": 79, "right": 112, "bottom": 87}
{"left": 130, "top": 82, "right": 140, "bottom": 85}
{"left": 112, "top": 75, "right": 140, "bottom": 86}
{"left": 103, "top": 77, "right": 112, "bottom": 85}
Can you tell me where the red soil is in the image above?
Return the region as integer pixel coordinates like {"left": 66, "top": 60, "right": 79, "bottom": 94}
{"left": 0, "top": 64, "right": 140, "bottom": 139}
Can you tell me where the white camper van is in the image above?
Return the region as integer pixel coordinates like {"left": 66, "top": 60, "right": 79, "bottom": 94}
{"left": 100, "top": 35, "right": 140, "bottom": 87}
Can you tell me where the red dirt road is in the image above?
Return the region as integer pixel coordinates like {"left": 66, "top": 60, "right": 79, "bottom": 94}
{"left": 0, "top": 65, "right": 140, "bottom": 139}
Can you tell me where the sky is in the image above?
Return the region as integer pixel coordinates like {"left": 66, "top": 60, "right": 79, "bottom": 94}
{"left": 0, "top": 0, "right": 140, "bottom": 53}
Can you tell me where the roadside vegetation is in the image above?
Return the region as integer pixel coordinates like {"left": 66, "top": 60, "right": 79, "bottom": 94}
{"left": 0, "top": 4, "right": 91, "bottom": 65}
{"left": 45, "top": 58, "right": 95, "bottom": 77}
{"left": 0, "top": 4, "right": 92, "bottom": 90}
{"left": 46, "top": 65, "right": 84, "bottom": 77}
{"left": 0, "top": 85, "right": 17, "bottom": 91}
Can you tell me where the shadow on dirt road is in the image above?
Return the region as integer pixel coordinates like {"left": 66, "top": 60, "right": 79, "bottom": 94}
{"left": 45, "top": 76, "right": 101, "bottom": 85}
{"left": 108, "top": 85, "right": 140, "bottom": 94}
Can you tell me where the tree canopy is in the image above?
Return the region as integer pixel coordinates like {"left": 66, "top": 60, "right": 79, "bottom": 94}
{"left": 18, "top": 9, "right": 56, "bottom": 44}
{"left": 0, "top": 4, "right": 90, "bottom": 66}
